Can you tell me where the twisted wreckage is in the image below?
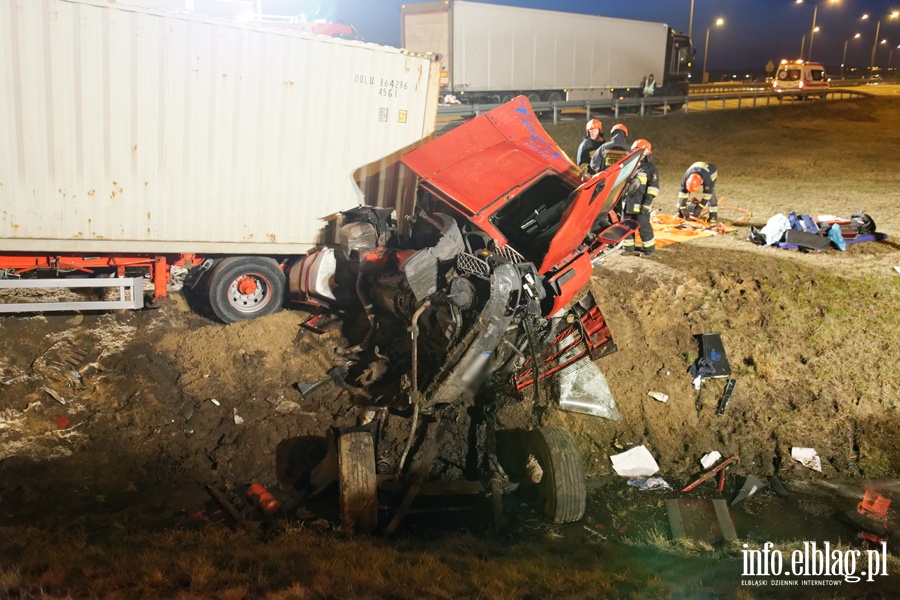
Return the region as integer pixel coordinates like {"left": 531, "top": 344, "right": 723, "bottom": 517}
{"left": 292, "top": 98, "right": 642, "bottom": 533}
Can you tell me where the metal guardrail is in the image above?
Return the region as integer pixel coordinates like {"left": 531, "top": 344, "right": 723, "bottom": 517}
{"left": 0, "top": 277, "right": 145, "bottom": 313}
{"left": 437, "top": 88, "right": 873, "bottom": 121}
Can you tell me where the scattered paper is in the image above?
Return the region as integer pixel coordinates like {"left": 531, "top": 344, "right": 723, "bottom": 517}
{"left": 791, "top": 447, "right": 822, "bottom": 472}
{"left": 701, "top": 451, "right": 722, "bottom": 470}
{"left": 627, "top": 477, "right": 672, "bottom": 491}
{"left": 610, "top": 445, "right": 659, "bottom": 477}
{"left": 648, "top": 391, "right": 669, "bottom": 403}
{"left": 209, "top": 398, "right": 220, "bottom": 406}
{"left": 233, "top": 409, "right": 244, "bottom": 425}
{"left": 893, "top": 266, "right": 900, "bottom": 275}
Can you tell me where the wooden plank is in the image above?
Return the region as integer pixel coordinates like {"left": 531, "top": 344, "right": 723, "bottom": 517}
{"left": 713, "top": 499, "right": 738, "bottom": 542}
{"left": 666, "top": 499, "right": 687, "bottom": 539}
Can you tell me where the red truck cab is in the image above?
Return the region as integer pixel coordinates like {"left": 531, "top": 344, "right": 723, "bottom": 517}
{"left": 401, "top": 96, "right": 641, "bottom": 316}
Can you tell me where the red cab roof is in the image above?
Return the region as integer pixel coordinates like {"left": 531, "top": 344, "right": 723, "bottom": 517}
{"left": 401, "top": 97, "right": 580, "bottom": 216}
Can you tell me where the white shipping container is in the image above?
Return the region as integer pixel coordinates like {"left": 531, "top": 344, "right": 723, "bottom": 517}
{"left": 0, "top": 0, "right": 440, "bottom": 255}
{"left": 402, "top": 1, "right": 668, "bottom": 97}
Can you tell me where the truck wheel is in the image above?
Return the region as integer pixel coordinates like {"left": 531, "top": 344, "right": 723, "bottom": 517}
{"left": 546, "top": 91, "right": 564, "bottom": 103}
{"left": 338, "top": 431, "right": 378, "bottom": 535}
{"left": 528, "top": 427, "right": 586, "bottom": 523}
{"left": 526, "top": 92, "right": 542, "bottom": 105}
{"left": 205, "top": 256, "right": 285, "bottom": 323}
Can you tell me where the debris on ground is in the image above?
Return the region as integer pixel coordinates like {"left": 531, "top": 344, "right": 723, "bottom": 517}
{"left": 700, "top": 451, "right": 722, "bottom": 470}
{"left": 681, "top": 456, "right": 740, "bottom": 493}
{"left": 791, "top": 447, "right": 822, "bottom": 472}
{"left": 731, "top": 474, "right": 765, "bottom": 506}
{"left": 666, "top": 498, "right": 737, "bottom": 543}
{"left": 648, "top": 391, "right": 668, "bottom": 403}
{"left": 768, "top": 475, "right": 789, "bottom": 498}
{"left": 39, "top": 386, "right": 66, "bottom": 405}
{"left": 559, "top": 363, "right": 621, "bottom": 420}
{"left": 610, "top": 445, "right": 660, "bottom": 477}
{"left": 626, "top": 477, "right": 672, "bottom": 491}
{"left": 749, "top": 211, "right": 887, "bottom": 251}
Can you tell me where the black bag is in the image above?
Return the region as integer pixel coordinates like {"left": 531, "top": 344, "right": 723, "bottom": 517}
{"left": 784, "top": 229, "right": 832, "bottom": 251}
{"left": 851, "top": 212, "right": 876, "bottom": 235}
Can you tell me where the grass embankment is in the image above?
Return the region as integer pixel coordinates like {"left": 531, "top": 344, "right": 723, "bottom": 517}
{"left": 0, "top": 524, "right": 738, "bottom": 599}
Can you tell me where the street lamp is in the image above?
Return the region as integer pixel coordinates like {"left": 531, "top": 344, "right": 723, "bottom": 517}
{"left": 864, "top": 11, "right": 900, "bottom": 77}
{"left": 842, "top": 33, "right": 860, "bottom": 79}
{"left": 703, "top": 18, "right": 724, "bottom": 83}
{"left": 796, "top": 0, "right": 840, "bottom": 61}
{"left": 689, "top": 0, "right": 695, "bottom": 39}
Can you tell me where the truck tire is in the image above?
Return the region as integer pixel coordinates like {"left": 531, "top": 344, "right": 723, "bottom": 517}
{"left": 338, "top": 431, "right": 378, "bottom": 535}
{"left": 205, "top": 256, "right": 285, "bottom": 323}
{"left": 546, "top": 91, "right": 564, "bottom": 103}
{"left": 528, "top": 427, "right": 586, "bottom": 523}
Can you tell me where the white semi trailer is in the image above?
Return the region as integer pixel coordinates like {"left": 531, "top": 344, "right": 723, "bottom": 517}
{"left": 0, "top": 0, "right": 440, "bottom": 322}
{"left": 400, "top": 0, "right": 692, "bottom": 104}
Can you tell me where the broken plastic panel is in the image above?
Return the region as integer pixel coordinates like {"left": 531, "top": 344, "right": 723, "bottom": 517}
{"left": 558, "top": 362, "right": 621, "bottom": 420}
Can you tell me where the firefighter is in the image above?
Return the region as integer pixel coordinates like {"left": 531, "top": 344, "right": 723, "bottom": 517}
{"left": 590, "top": 123, "right": 629, "bottom": 173}
{"left": 621, "top": 139, "right": 659, "bottom": 255}
{"left": 575, "top": 119, "right": 605, "bottom": 172}
{"left": 677, "top": 161, "right": 719, "bottom": 224}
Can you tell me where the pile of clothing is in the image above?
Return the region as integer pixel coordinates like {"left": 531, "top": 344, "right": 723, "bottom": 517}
{"left": 748, "top": 212, "right": 883, "bottom": 251}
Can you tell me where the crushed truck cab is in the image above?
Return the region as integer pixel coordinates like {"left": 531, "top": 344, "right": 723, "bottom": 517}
{"left": 293, "top": 97, "right": 641, "bottom": 531}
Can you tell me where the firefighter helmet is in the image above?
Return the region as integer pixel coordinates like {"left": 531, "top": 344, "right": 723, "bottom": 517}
{"left": 611, "top": 124, "right": 628, "bottom": 137}
{"left": 585, "top": 119, "right": 603, "bottom": 134}
{"left": 632, "top": 139, "right": 652, "bottom": 155}
{"left": 686, "top": 173, "right": 704, "bottom": 193}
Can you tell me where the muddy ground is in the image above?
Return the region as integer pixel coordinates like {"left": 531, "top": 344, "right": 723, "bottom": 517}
{"left": 1, "top": 96, "right": 899, "bottom": 596}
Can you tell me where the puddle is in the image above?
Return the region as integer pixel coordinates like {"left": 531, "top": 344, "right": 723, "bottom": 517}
{"left": 571, "top": 476, "right": 899, "bottom": 550}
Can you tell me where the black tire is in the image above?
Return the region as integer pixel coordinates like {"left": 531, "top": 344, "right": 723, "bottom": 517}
{"left": 205, "top": 256, "right": 285, "bottom": 323}
{"left": 528, "top": 427, "right": 586, "bottom": 523}
{"left": 546, "top": 91, "right": 565, "bottom": 103}
{"left": 500, "top": 93, "right": 515, "bottom": 103}
{"left": 337, "top": 431, "right": 378, "bottom": 535}
{"left": 526, "top": 92, "right": 542, "bottom": 104}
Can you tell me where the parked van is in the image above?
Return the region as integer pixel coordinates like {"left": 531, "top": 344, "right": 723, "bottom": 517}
{"left": 773, "top": 60, "right": 829, "bottom": 98}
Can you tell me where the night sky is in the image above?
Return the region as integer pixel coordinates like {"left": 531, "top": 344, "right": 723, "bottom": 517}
{"left": 259, "top": 0, "right": 900, "bottom": 71}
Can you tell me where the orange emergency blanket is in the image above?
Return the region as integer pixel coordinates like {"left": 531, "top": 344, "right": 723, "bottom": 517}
{"left": 640, "top": 215, "right": 735, "bottom": 248}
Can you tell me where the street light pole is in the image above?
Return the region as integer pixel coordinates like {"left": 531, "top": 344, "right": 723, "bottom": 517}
{"left": 842, "top": 39, "right": 848, "bottom": 78}
{"left": 797, "top": 0, "right": 839, "bottom": 61}
{"left": 866, "top": 12, "right": 900, "bottom": 77}
{"left": 689, "top": 0, "right": 694, "bottom": 40}
{"left": 702, "top": 18, "right": 724, "bottom": 84}
{"left": 869, "top": 19, "right": 881, "bottom": 76}
{"left": 703, "top": 27, "right": 710, "bottom": 83}
{"left": 842, "top": 33, "right": 860, "bottom": 79}
{"left": 800, "top": 34, "right": 805, "bottom": 60}
{"left": 808, "top": 2, "right": 819, "bottom": 60}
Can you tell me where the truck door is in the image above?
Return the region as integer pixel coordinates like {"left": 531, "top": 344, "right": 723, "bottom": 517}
{"left": 538, "top": 150, "right": 643, "bottom": 273}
